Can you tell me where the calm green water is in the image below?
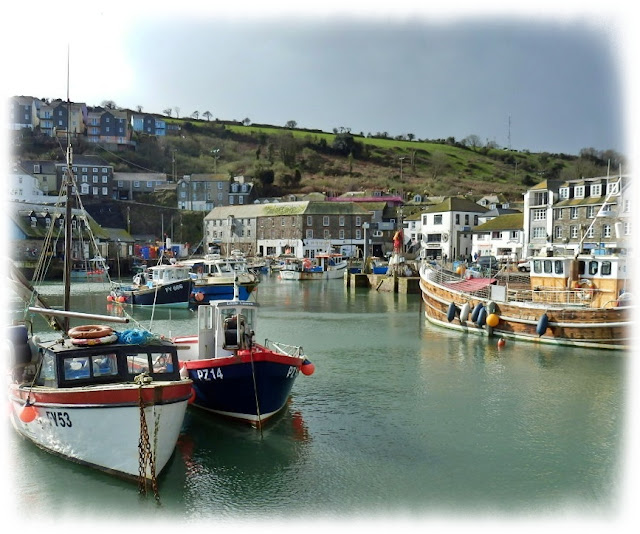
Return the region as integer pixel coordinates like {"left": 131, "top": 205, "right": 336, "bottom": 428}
{"left": 4, "top": 275, "right": 627, "bottom": 523}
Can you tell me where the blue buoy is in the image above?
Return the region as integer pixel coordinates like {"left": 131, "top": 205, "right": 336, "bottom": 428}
{"left": 536, "top": 313, "right": 549, "bottom": 336}
{"left": 447, "top": 302, "right": 457, "bottom": 322}
{"left": 476, "top": 306, "right": 487, "bottom": 326}
{"left": 471, "top": 302, "right": 483, "bottom": 323}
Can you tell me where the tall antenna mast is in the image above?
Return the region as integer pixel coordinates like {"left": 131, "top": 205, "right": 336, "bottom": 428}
{"left": 63, "top": 45, "right": 73, "bottom": 330}
{"left": 507, "top": 114, "right": 511, "bottom": 150}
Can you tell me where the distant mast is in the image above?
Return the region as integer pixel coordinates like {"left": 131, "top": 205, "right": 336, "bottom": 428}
{"left": 63, "top": 46, "right": 73, "bottom": 331}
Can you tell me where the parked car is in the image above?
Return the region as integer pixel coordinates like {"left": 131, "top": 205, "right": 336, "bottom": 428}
{"left": 476, "top": 255, "right": 499, "bottom": 270}
{"left": 517, "top": 260, "right": 531, "bottom": 272}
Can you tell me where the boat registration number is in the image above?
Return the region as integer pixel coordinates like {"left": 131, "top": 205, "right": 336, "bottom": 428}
{"left": 286, "top": 366, "right": 298, "bottom": 378}
{"left": 46, "top": 410, "right": 73, "bottom": 428}
{"left": 195, "top": 368, "right": 224, "bottom": 381}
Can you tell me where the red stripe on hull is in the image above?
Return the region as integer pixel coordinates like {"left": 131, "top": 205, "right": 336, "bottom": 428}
{"left": 9, "top": 381, "right": 192, "bottom": 406}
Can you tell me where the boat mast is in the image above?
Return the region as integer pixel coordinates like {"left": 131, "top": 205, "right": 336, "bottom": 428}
{"left": 62, "top": 47, "right": 73, "bottom": 332}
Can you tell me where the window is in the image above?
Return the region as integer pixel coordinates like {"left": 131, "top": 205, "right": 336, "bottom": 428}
{"left": 590, "top": 184, "right": 602, "bottom": 197}
{"left": 218, "top": 182, "right": 223, "bottom": 189}
{"left": 92, "top": 187, "right": 98, "bottom": 195}
{"left": 339, "top": 216, "right": 345, "bottom": 227}
{"left": 218, "top": 192, "right": 223, "bottom": 201}
{"left": 554, "top": 226, "right": 562, "bottom": 239}
{"left": 570, "top": 225, "right": 579, "bottom": 239}
{"left": 587, "top": 206, "right": 596, "bottom": 218}
{"left": 102, "top": 187, "right": 108, "bottom": 196}
{"left": 82, "top": 175, "right": 88, "bottom": 183}
{"left": 533, "top": 227, "right": 546, "bottom": 239}
{"left": 281, "top": 217, "right": 286, "bottom": 226}
{"left": 601, "top": 261, "right": 612, "bottom": 276}
{"left": 603, "top": 224, "right": 611, "bottom": 238}
{"left": 455, "top": 214, "right": 460, "bottom": 225}
{"left": 624, "top": 222, "right": 631, "bottom": 235}
{"left": 92, "top": 354, "right": 118, "bottom": 377}
{"left": 570, "top": 207, "right": 578, "bottom": 219}
{"left": 355, "top": 229, "right": 362, "bottom": 239}
{"left": 574, "top": 185, "right": 585, "bottom": 198}
{"left": 474, "top": 215, "right": 478, "bottom": 225}
{"left": 133, "top": 181, "right": 140, "bottom": 188}
{"left": 465, "top": 214, "right": 470, "bottom": 225}
{"left": 543, "top": 260, "right": 553, "bottom": 274}
{"left": 588, "top": 261, "right": 599, "bottom": 275}
{"left": 559, "top": 187, "right": 570, "bottom": 199}
{"left": 306, "top": 229, "right": 313, "bottom": 239}
{"left": 92, "top": 175, "right": 98, "bottom": 183}
{"left": 624, "top": 199, "right": 630, "bottom": 212}
{"left": 339, "top": 229, "right": 345, "bottom": 239}
{"left": 239, "top": 196, "right": 244, "bottom": 205}
{"left": 554, "top": 260, "right": 564, "bottom": 274}
{"left": 229, "top": 197, "right": 234, "bottom": 205}
{"left": 607, "top": 181, "right": 619, "bottom": 195}
{"left": 147, "top": 181, "right": 153, "bottom": 188}
{"left": 126, "top": 352, "right": 149, "bottom": 374}
{"left": 533, "top": 209, "right": 546, "bottom": 221}
{"left": 102, "top": 176, "right": 108, "bottom": 183}
{"left": 307, "top": 216, "right": 313, "bottom": 226}
{"left": 323, "top": 216, "right": 330, "bottom": 226}
{"left": 324, "top": 229, "right": 330, "bottom": 239}
{"left": 30, "top": 217, "right": 37, "bottom": 228}
{"left": 586, "top": 226, "right": 595, "bottom": 238}
{"left": 180, "top": 191, "right": 186, "bottom": 199}
{"left": 355, "top": 216, "right": 361, "bottom": 227}
{"left": 434, "top": 215, "right": 443, "bottom": 225}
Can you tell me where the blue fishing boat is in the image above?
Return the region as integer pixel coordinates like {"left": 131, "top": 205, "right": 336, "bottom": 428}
{"left": 181, "top": 253, "right": 259, "bottom": 306}
{"left": 172, "top": 280, "right": 314, "bottom": 426}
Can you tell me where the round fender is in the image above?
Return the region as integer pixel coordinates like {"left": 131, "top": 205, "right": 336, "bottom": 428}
{"left": 536, "top": 313, "right": 549, "bottom": 337}
{"left": 447, "top": 302, "right": 457, "bottom": 322}
{"left": 459, "top": 302, "right": 470, "bottom": 322}
{"left": 471, "top": 302, "right": 483, "bottom": 323}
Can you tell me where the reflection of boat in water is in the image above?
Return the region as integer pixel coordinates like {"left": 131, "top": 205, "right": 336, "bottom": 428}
{"left": 419, "top": 252, "right": 633, "bottom": 350}
{"left": 279, "top": 253, "right": 348, "bottom": 281}
{"left": 174, "top": 405, "right": 310, "bottom": 479}
{"left": 173, "top": 281, "right": 315, "bottom": 426}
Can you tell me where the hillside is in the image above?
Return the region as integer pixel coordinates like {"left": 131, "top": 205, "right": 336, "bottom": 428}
{"left": 14, "top": 114, "right": 626, "bottom": 203}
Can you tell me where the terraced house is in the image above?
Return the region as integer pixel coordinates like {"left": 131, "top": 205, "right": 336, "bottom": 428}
{"left": 204, "top": 201, "right": 372, "bottom": 258}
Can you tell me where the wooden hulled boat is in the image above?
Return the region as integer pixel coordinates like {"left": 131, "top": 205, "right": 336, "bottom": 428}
{"left": 419, "top": 253, "right": 633, "bottom": 350}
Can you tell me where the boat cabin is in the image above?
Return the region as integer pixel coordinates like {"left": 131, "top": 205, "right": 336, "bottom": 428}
{"left": 146, "top": 264, "right": 191, "bottom": 287}
{"left": 529, "top": 253, "right": 629, "bottom": 308}
{"left": 194, "top": 300, "right": 258, "bottom": 359}
{"left": 10, "top": 326, "right": 183, "bottom": 388}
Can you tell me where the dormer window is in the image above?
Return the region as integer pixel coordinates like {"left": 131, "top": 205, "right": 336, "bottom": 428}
{"left": 574, "top": 186, "right": 585, "bottom": 199}
{"left": 607, "top": 182, "right": 619, "bottom": 195}
{"left": 559, "top": 187, "right": 570, "bottom": 200}
{"left": 30, "top": 217, "right": 37, "bottom": 228}
{"left": 590, "top": 183, "right": 601, "bottom": 197}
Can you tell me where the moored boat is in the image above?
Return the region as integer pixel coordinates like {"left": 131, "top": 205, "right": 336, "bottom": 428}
{"left": 419, "top": 253, "right": 633, "bottom": 350}
{"left": 7, "top": 319, "right": 192, "bottom": 484}
{"left": 109, "top": 262, "right": 193, "bottom": 308}
{"left": 7, "top": 98, "right": 191, "bottom": 492}
{"left": 181, "top": 253, "right": 259, "bottom": 306}
{"left": 172, "top": 281, "right": 314, "bottom": 426}
{"left": 279, "top": 253, "right": 348, "bottom": 281}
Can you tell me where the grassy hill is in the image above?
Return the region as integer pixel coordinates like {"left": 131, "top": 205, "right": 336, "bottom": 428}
{"left": 15, "top": 114, "right": 625, "bottom": 203}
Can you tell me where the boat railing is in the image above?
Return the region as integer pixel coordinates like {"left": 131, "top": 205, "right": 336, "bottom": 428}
{"left": 424, "top": 263, "right": 591, "bottom": 307}
{"left": 263, "top": 339, "right": 305, "bottom": 358}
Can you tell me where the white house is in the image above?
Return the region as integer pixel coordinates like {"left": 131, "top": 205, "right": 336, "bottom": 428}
{"left": 420, "top": 197, "right": 488, "bottom": 260}
{"left": 472, "top": 212, "right": 525, "bottom": 261}
{"left": 9, "top": 165, "right": 47, "bottom": 203}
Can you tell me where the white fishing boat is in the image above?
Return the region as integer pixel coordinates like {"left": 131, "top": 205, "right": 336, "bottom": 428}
{"left": 279, "top": 253, "right": 348, "bottom": 281}
{"left": 6, "top": 87, "right": 191, "bottom": 494}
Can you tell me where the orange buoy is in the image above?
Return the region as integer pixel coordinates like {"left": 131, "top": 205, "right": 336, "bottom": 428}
{"left": 486, "top": 313, "right": 500, "bottom": 328}
{"left": 19, "top": 403, "right": 37, "bottom": 423}
{"left": 195, "top": 292, "right": 204, "bottom": 302}
{"left": 497, "top": 338, "right": 506, "bottom": 348}
{"left": 106, "top": 294, "right": 114, "bottom": 302}
{"left": 301, "top": 359, "right": 315, "bottom": 376}
{"left": 117, "top": 296, "right": 126, "bottom": 303}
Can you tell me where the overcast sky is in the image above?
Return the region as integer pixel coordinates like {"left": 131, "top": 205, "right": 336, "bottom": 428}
{"left": 2, "top": 2, "right": 638, "bottom": 156}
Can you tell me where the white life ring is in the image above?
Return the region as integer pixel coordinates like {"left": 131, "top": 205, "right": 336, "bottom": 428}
{"left": 70, "top": 333, "right": 118, "bottom": 346}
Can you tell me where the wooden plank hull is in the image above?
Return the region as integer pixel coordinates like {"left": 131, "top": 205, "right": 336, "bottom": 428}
{"left": 420, "top": 265, "right": 631, "bottom": 351}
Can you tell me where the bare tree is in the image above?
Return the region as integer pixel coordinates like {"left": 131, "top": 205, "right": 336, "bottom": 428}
{"left": 202, "top": 111, "right": 212, "bottom": 121}
{"left": 163, "top": 108, "right": 173, "bottom": 117}
{"left": 429, "top": 151, "right": 448, "bottom": 180}
{"left": 191, "top": 111, "right": 199, "bottom": 120}
{"left": 174, "top": 107, "right": 180, "bottom": 119}
{"left": 463, "top": 134, "right": 482, "bottom": 150}
{"left": 136, "top": 105, "right": 143, "bottom": 113}
{"left": 101, "top": 100, "right": 117, "bottom": 109}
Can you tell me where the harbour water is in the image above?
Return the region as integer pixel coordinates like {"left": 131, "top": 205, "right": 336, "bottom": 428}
{"left": 4, "top": 275, "right": 628, "bottom": 524}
